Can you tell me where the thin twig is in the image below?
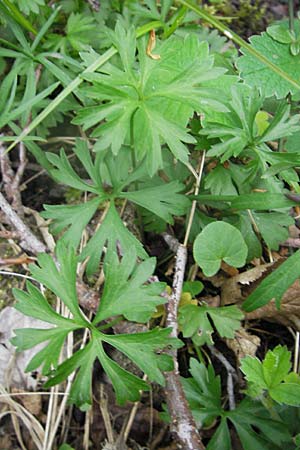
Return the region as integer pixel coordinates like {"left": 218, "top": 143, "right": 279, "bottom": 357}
{"left": 0, "top": 143, "right": 24, "bottom": 215}
{"left": 164, "top": 244, "right": 205, "bottom": 450}
{"left": 0, "top": 192, "right": 46, "bottom": 254}
{"left": 12, "top": 142, "right": 27, "bottom": 194}
{"left": 123, "top": 374, "right": 148, "bottom": 444}
{"left": 294, "top": 331, "right": 300, "bottom": 373}
{"left": 209, "top": 346, "right": 237, "bottom": 410}
{"left": 184, "top": 151, "right": 206, "bottom": 247}
{"left": 99, "top": 384, "right": 115, "bottom": 445}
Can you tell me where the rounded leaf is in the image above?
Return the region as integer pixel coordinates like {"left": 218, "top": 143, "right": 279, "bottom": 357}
{"left": 193, "top": 222, "right": 248, "bottom": 276}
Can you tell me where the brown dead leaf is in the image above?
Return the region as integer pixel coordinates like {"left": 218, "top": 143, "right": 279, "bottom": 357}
{"left": 220, "top": 259, "right": 300, "bottom": 329}
{"left": 226, "top": 328, "right": 260, "bottom": 361}
{"left": 11, "top": 387, "right": 42, "bottom": 416}
{"left": 245, "top": 279, "right": 300, "bottom": 329}
{"left": 221, "top": 263, "right": 273, "bottom": 305}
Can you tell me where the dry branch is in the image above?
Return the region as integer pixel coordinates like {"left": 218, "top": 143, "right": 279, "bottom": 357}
{"left": 0, "top": 192, "right": 46, "bottom": 254}
{"left": 165, "top": 244, "right": 205, "bottom": 450}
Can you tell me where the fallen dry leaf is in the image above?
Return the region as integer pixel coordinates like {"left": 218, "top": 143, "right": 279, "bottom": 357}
{"left": 11, "top": 387, "right": 42, "bottom": 416}
{"left": 226, "top": 328, "right": 261, "bottom": 361}
{"left": 0, "top": 306, "right": 52, "bottom": 390}
{"left": 220, "top": 260, "right": 300, "bottom": 329}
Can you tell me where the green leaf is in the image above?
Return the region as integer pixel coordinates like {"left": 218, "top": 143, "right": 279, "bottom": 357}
{"left": 103, "top": 328, "right": 180, "bottom": 386}
{"left": 194, "top": 192, "right": 299, "bottom": 210}
{"left": 237, "top": 32, "right": 300, "bottom": 98}
{"left": 240, "top": 345, "right": 300, "bottom": 407}
{"left": 44, "top": 340, "right": 98, "bottom": 409}
{"left": 295, "top": 434, "right": 300, "bottom": 446}
{"left": 12, "top": 282, "right": 78, "bottom": 330}
{"left": 46, "top": 148, "right": 101, "bottom": 194}
{"left": 11, "top": 281, "right": 82, "bottom": 375}
{"left": 193, "top": 221, "right": 248, "bottom": 276}
{"left": 202, "top": 85, "right": 264, "bottom": 162}
{"left": 181, "top": 358, "right": 223, "bottom": 426}
{"left": 21, "top": 329, "right": 72, "bottom": 375}
{"left": 243, "top": 250, "right": 300, "bottom": 311}
{"left": 183, "top": 358, "right": 291, "bottom": 447}
{"left": 13, "top": 0, "right": 45, "bottom": 15}
{"left": 258, "top": 103, "right": 300, "bottom": 143}
{"left": 240, "top": 356, "right": 267, "bottom": 392}
{"left": 207, "top": 419, "right": 231, "bottom": 450}
{"left": 232, "top": 421, "right": 271, "bottom": 450}
{"left": 267, "top": 25, "right": 293, "bottom": 44}
{"left": 183, "top": 281, "right": 204, "bottom": 296}
{"left": 80, "top": 202, "right": 147, "bottom": 275}
{"left": 93, "top": 248, "right": 166, "bottom": 323}
{"left": 252, "top": 212, "right": 293, "bottom": 250}
{"left": 66, "top": 13, "right": 97, "bottom": 51}
{"left": 42, "top": 198, "right": 102, "bottom": 249}
{"left": 29, "top": 242, "right": 88, "bottom": 325}
{"left": 179, "top": 304, "right": 243, "bottom": 345}
{"left": 11, "top": 243, "right": 180, "bottom": 408}
{"left": 0, "top": 81, "right": 60, "bottom": 129}
{"left": 262, "top": 346, "right": 291, "bottom": 388}
{"left": 204, "top": 164, "right": 238, "bottom": 195}
{"left": 228, "top": 398, "right": 291, "bottom": 447}
{"left": 95, "top": 338, "right": 150, "bottom": 405}
{"left": 270, "top": 383, "right": 300, "bottom": 406}
{"left": 202, "top": 85, "right": 300, "bottom": 163}
{"left": 59, "top": 445, "right": 74, "bottom": 450}
{"left": 120, "top": 181, "right": 190, "bottom": 223}
{"left": 74, "top": 24, "right": 226, "bottom": 175}
{"left": 227, "top": 212, "right": 262, "bottom": 261}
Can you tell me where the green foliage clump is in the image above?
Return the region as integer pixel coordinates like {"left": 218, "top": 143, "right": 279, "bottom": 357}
{"left": 1, "top": 0, "right": 300, "bottom": 446}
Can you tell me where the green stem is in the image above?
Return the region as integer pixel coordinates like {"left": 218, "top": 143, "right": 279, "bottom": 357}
{"left": 261, "top": 395, "right": 281, "bottom": 421}
{"left": 194, "top": 345, "right": 205, "bottom": 364}
{"left": 177, "top": 0, "right": 300, "bottom": 92}
{"left": 163, "top": 5, "right": 187, "bottom": 39}
{"left": 6, "top": 20, "right": 163, "bottom": 153}
{"left": 288, "top": 0, "right": 295, "bottom": 35}
{"left": 1, "top": 0, "right": 38, "bottom": 35}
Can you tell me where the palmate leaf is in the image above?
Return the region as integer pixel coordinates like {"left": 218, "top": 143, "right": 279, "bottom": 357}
{"left": 202, "top": 85, "right": 300, "bottom": 163}
{"left": 179, "top": 304, "right": 243, "bottom": 345}
{"left": 43, "top": 197, "right": 102, "bottom": 249}
{"left": 252, "top": 212, "right": 293, "bottom": 250}
{"left": 120, "top": 181, "right": 190, "bottom": 223}
{"left": 11, "top": 242, "right": 180, "bottom": 408}
{"left": 79, "top": 202, "right": 147, "bottom": 275}
{"left": 13, "top": 0, "right": 45, "bottom": 15}
{"left": 93, "top": 248, "right": 166, "bottom": 323}
{"left": 28, "top": 243, "right": 89, "bottom": 325}
{"left": 73, "top": 22, "right": 226, "bottom": 175}
{"left": 236, "top": 32, "right": 300, "bottom": 99}
{"left": 240, "top": 345, "right": 300, "bottom": 407}
{"left": 43, "top": 140, "right": 189, "bottom": 274}
{"left": 183, "top": 359, "right": 291, "bottom": 449}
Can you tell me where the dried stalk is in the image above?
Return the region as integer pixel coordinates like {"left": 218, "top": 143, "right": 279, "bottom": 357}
{"left": 165, "top": 244, "right": 205, "bottom": 450}
{"left": 0, "top": 192, "right": 46, "bottom": 254}
{"left": 209, "top": 346, "right": 237, "bottom": 411}
{"left": 0, "top": 144, "right": 25, "bottom": 215}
